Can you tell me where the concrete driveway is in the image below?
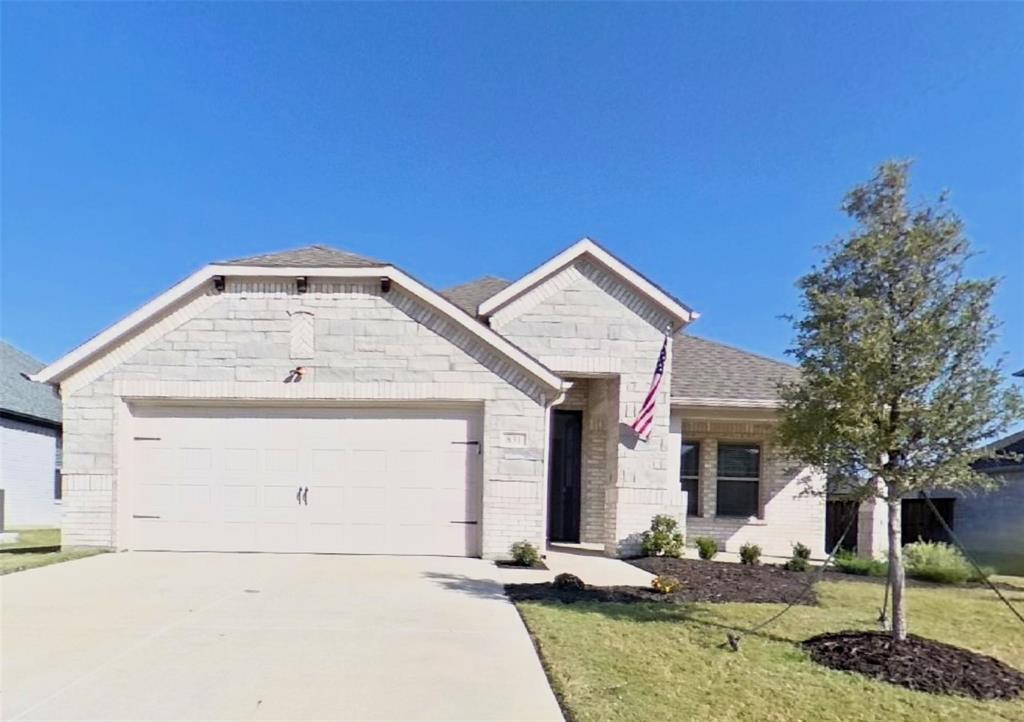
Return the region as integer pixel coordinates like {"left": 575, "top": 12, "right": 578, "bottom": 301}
{"left": 1, "top": 552, "right": 563, "bottom": 722}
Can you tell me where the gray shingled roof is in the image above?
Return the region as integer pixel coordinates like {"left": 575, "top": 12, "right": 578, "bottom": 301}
{"left": 671, "top": 334, "right": 798, "bottom": 402}
{"left": 0, "top": 341, "right": 62, "bottom": 425}
{"left": 440, "top": 276, "right": 511, "bottom": 315}
{"left": 221, "top": 244, "right": 384, "bottom": 268}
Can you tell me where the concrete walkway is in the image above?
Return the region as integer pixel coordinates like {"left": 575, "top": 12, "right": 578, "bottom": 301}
{"left": 1, "top": 552, "right": 563, "bottom": 722}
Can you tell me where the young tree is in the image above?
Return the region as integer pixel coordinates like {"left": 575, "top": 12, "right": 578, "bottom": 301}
{"left": 778, "top": 161, "right": 1023, "bottom": 641}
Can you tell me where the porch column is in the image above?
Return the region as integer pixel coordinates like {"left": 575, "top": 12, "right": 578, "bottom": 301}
{"left": 858, "top": 497, "right": 889, "bottom": 559}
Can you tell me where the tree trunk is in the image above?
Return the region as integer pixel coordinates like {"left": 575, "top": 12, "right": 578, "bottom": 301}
{"left": 887, "top": 496, "right": 907, "bottom": 641}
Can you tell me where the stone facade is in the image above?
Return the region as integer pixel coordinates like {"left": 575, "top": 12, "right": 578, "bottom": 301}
{"left": 669, "top": 412, "right": 826, "bottom": 558}
{"left": 493, "top": 259, "right": 681, "bottom": 556}
{"left": 59, "top": 279, "right": 552, "bottom": 557}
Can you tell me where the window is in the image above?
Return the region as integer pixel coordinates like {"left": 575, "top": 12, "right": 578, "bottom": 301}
{"left": 680, "top": 442, "right": 700, "bottom": 516}
{"left": 716, "top": 444, "right": 760, "bottom": 517}
{"left": 53, "top": 469, "right": 62, "bottom": 500}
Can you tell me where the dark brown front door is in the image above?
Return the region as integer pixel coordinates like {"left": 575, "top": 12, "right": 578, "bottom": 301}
{"left": 548, "top": 410, "right": 582, "bottom": 542}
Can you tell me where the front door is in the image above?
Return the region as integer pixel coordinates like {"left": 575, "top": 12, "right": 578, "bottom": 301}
{"left": 548, "top": 410, "right": 582, "bottom": 542}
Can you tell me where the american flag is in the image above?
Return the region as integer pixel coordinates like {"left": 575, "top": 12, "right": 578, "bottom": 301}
{"left": 630, "top": 336, "right": 667, "bottom": 441}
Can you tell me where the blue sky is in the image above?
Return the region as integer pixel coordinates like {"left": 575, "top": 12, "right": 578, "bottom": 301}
{"left": 2, "top": 3, "right": 1022, "bottom": 372}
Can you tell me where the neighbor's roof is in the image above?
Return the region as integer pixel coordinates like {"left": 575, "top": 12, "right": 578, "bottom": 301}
{"left": 671, "top": 334, "right": 799, "bottom": 406}
{"left": 0, "top": 341, "right": 62, "bottom": 425}
{"left": 220, "top": 245, "right": 384, "bottom": 268}
{"left": 1015, "top": 369, "right": 1024, "bottom": 378}
{"left": 440, "top": 276, "right": 511, "bottom": 315}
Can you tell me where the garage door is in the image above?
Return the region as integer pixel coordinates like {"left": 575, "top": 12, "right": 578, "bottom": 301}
{"left": 127, "top": 406, "right": 482, "bottom": 556}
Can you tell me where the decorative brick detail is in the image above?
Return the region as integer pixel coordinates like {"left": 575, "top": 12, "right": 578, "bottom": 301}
{"left": 289, "top": 310, "right": 315, "bottom": 359}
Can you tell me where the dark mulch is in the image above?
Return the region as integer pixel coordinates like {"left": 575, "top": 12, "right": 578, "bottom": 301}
{"left": 627, "top": 556, "right": 818, "bottom": 605}
{"left": 803, "top": 631, "right": 1024, "bottom": 701}
{"left": 496, "top": 560, "right": 549, "bottom": 571}
{"left": 506, "top": 557, "right": 818, "bottom": 606}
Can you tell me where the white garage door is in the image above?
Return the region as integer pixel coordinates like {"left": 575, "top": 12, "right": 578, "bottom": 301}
{"left": 128, "top": 406, "right": 482, "bottom": 556}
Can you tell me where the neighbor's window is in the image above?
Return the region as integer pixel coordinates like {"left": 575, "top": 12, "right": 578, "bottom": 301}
{"left": 716, "top": 444, "right": 760, "bottom": 517}
{"left": 680, "top": 442, "right": 700, "bottom": 516}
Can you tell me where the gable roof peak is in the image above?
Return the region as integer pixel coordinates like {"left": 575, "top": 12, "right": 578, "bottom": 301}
{"left": 477, "top": 236, "right": 697, "bottom": 326}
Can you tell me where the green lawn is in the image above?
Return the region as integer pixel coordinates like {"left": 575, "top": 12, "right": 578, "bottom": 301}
{"left": 0, "top": 528, "right": 107, "bottom": 575}
{"left": 515, "top": 576, "right": 1024, "bottom": 722}
{"left": 0, "top": 527, "right": 61, "bottom": 550}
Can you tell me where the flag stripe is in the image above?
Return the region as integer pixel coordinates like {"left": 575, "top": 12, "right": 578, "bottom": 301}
{"left": 630, "top": 337, "right": 667, "bottom": 441}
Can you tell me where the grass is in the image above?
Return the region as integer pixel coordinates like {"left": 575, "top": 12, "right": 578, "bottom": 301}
{"left": 515, "top": 575, "right": 1024, "bottom": 722}
{"left": 0, "top": 527, "right": 61, "bottom": 550}
{"left": 0, "top": 528, "right": 107, "bottom": 575}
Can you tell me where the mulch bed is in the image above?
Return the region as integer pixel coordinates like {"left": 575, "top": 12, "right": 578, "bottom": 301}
{"left": 506, "top": 557, "right": 817, "bottom": 605}
{"left": 627, "top": 556, "right": 818, "bottom": 605}
{"left": 495, "top": 560, "right": 549, "bottom": 571}
{"left": 803, "top": 631, "right": 1024, "bottom": 701}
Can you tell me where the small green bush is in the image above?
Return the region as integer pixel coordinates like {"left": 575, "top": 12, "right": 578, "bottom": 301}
{"left": 651, "top": 575, "right": 681, "bottom": 594}
{"left": 641, "top": 514, "right": 685, "bottom": 558}
{"left": 694, "top": 537, "right": 718, "bottom": 560}
{"left": 903, "top": 541, "right": 974, "bottom": 584}
{"left": 783, "top": 542, "right": 812, "bottom": 572}
{"left": 739, "top": 542, "right": 762, "bottom": 566}
{"left": 510, "top": 540, "right": 540, "bottom": 567}
{"left": 832, "top": 550, "right": 888, "bottom": 577}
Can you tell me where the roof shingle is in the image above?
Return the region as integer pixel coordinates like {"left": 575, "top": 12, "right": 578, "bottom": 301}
{"left": 671, "top": 334, "right": 798, "bottom": 403}
{"left": 440, "top": 276, "right": 511, "bottom": 315}
{"left": 1, "top": 341, "right": 62, "bottom": 425}
{"left": 220, "top": 245, "right": 384, "bottom": 268}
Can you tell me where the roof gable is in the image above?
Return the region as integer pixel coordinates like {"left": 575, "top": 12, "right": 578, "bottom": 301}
{"left": 477, "top": 238, "right": 697, "bottom": 327}
{"left": 0, "top": 341, "right": 62, "bottom": 424}
{"left": 31, "top": 261, "right": 564, "bottom": 395}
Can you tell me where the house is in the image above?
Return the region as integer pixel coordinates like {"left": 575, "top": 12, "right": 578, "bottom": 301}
{"left": 30, "top": 239, "right": 824, "bottom": 559}
{"left": 1, "top": 341, "right": 63, "bottom": 528}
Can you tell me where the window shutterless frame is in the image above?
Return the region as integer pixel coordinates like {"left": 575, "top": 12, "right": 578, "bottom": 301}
{"left": 715, "top": 443, "right": 761, "bottom": 518}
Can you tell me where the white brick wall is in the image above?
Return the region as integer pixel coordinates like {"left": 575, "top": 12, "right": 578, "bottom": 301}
{"left": 671, "top": 413, "right": 826, "bottom": 558}
{"left": 59, "top": 279, "right": 551, "bottom": 557}
{"left": 0, "top": 417, "right": 61, "bottom": 527}
{"left": 493, "top": 259, "right": 682, "bottom": 556}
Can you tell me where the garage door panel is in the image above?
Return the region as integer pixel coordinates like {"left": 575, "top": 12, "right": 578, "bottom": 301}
{"left": 129, "top": 406, "right": 481, "bottom": 556}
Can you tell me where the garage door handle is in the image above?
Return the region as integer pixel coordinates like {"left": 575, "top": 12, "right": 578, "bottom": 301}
{"left": 132, "top": 514, "right": 161, "bottom": 519}
{"left": 302, "top": 487, "right": 309, "bottom": 505}
{"left": 450, "top": 520, "right": 478, "bottom": 525}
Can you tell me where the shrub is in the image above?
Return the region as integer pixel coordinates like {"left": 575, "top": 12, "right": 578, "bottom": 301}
{"left": 694, "top": 537, "right": 718, "bottom": 560}
{"left": 832, "top": 550, "right": 888, "bottom": 577}
{"left": 651, "top": 575, "right": 681, "bottom": 594}
{"left": 553, "top": 572, "right": 585, "bottom": 590}
{"left": 903, "top": 541, "right": 974, "bottom": 584}
{"left": 510, "top": 540, "right": 540, "bottom": 567}
{"left": 739, "top": 542, "right": 762, "bottom": 566}
{"left": 783, "top": 542, "right": 812, "bottom": 572}
{"left": 641, "top": 514, "right": 685, "bottom": 558}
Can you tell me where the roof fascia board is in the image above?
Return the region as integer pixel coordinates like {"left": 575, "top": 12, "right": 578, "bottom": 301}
{"left": 33, "top": 264, "right": 565, "bottom": 394}
{"left": 477, "top": 238, "right": 698, "bottom": 324}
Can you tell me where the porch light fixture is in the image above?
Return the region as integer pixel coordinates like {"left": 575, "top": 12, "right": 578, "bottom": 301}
{"left": 296, "top": 276, "right": 308, "bottom": 294}
{"left": 212, "top": 275, "right": 226, "bottom": 293}
{"left": 380, "top": 276, "right": 391, "bottom": 293}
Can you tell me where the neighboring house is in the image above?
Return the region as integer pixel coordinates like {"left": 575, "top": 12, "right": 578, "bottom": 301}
{"left": 1, "top": 341, "right": 63, "bottom": 527}
{"left": 31, "top": 239, "right": 824, "bottom": 559}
